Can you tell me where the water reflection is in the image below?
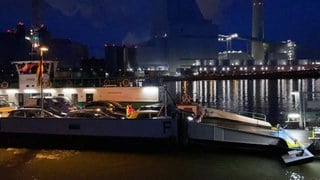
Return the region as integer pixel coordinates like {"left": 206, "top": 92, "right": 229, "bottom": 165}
{"left": 171, "top": 78, "right": 320, "bottom": 125}
{"left": 285, "top": 170, "right": 305, "bottom": 180}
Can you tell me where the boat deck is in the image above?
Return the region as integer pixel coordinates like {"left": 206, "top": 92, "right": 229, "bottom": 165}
{"left": 200, "top": 108, "right": 314, "bottom": 150}
{"left": 202, "top": 118, "right": 313, "bottom": 147}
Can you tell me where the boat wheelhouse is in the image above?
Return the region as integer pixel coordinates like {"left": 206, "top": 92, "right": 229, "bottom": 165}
{"left": 0, "top": 61, "right": 160, "bottom": 106}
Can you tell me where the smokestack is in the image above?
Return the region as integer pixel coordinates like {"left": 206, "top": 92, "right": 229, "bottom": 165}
{"left": 251, "top": 0, "right": 265, "bottom": 63}
{"left": 32, "top": 0, "right": 44, "bottom": 27}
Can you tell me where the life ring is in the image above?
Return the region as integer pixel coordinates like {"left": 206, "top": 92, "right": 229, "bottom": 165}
{"left": 181, "top": 93, "right": 191, "bottom": 104}
{"left": 122, "top": 79, "right": 130, "bottom": 87}
{"left": 43, "top": 80, "right": 52, "bottom": 88}
{"left": 1, "top": 81, "right": 8, "bottom": 88}
{"left": 66, "top": 80, "right": 73, "bottom": 87}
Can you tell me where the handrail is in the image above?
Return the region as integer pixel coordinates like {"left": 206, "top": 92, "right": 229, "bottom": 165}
{"left": 238, "top": 111, "right": 267, "bottom": 121}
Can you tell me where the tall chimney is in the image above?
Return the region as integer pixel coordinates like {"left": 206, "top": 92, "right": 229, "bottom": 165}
{"left": 251, "top": 0, "right": 265, "bottom": 63}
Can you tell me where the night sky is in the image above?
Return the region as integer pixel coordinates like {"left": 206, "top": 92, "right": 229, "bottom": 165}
{"left": 0, "top": 0, "right": 319, "bottom": 58}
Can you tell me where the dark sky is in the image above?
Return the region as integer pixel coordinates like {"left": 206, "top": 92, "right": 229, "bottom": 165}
{"left": 0, "top": 0, "right": 319, "bottom": 58}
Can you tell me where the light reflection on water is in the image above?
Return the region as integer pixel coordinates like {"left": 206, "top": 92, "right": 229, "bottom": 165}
{"left": 170, "top": 78, "right": 320, "bottom": 125}
{"left": 285, "top": 171, "right": 305, "bottom": 180}
{"left": 1, "top": 148, "right": 319, "bottom": 179}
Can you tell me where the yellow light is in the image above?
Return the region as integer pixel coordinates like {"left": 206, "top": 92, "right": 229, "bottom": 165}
{"left": 40, "top": 46, "right": 48, "bottom": 56}
{"left": 40, "top": 47, "right": 48, "bottom": 52}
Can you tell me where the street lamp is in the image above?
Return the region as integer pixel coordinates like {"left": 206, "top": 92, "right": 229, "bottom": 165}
{"left": 39, "top": 46, "right": 48, "bottom": 117}
{"left": 40, "top": 46, "right": 48, "bottom": 56}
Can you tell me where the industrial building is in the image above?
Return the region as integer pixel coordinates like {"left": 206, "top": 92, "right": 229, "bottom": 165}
{"left": 132, "top": 0, "right": 309, "bottom": 76}
{"left": 136, "top": 0, "right": 219, "bottom": 75}
{"left": 1, "top": 0, "right": 319, "bottom": 82}
{"left": 104, "top": 44, "right": 138, "bottom": 77}
{"left": 215, "top": 0, "right": 309, "bottom": 70}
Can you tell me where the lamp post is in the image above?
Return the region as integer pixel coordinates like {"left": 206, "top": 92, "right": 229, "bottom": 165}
{"left": 39, "top": 46, "right": 48, "bottom": 117}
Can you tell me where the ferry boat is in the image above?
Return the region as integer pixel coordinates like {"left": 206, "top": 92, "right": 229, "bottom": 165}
{"left": 0, "top": 60, "right": 314, "bottom": 166}
{"left": 0, "top": 60, "right": 184, "bottom": 150}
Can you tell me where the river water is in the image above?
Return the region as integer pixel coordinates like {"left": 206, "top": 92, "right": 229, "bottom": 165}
{"left": 0, "top": 147, "right": 319, "bottom": 180}
{"left": 170, "top": 78, "right": 320, "bottom": 125}
{"left": 1, "top": 79, "right": 320, "bottom": 179}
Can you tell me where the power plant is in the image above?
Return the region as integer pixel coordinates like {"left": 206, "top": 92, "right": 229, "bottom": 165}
{"left": 0, "top": 0, "right": 318, "bottom": 82}
{"left": 136, "top": 0, "right": 218, "bottom": 74}
{"left": 135, "top": 0, "right": 311, "bottom": 76}
{"left": 217, "top": 0, "right": 305, "bottom": 69}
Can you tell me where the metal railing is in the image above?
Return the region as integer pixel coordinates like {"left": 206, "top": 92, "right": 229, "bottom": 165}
{"left": 238, "top": 111, "right": 267, "bottom": 121}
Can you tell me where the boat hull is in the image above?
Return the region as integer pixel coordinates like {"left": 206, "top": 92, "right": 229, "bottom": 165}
{"left": 0, "top": 111, "right": 315, "bottom": 166}
{"left": 0, "top": 117, "right": 178, "bottom": 150}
